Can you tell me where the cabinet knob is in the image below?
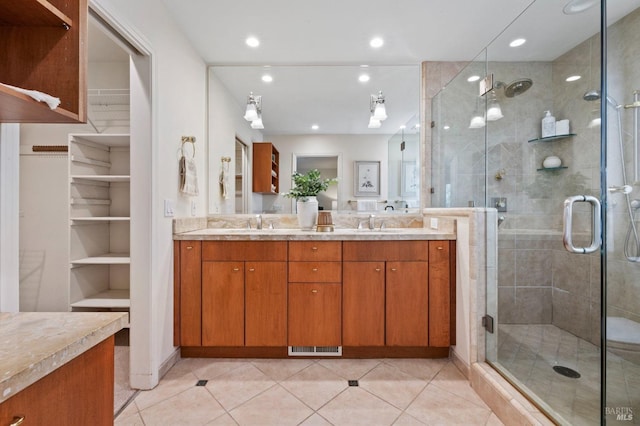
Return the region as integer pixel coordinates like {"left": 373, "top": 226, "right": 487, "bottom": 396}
{"left": 10, "top": 417, "right": 25, "bottom": 426}
{"left": 311, "top": 246, "right": 318, "bottom": 251}
{"left": 311, "top": 289, "right": 318, "bottom": 294}
{"left": 248, "top": 268, "right": 255, "bottom": 272}
{"left": 312, "top": 268, "right": 318, "bottom": 272}
{"left": 390, "top": 268, "right": 397, "bottom": 272}
{"left": 186, "top": 246, "right": 193, "bottom": 250}
{"left": 232, "top": 268, "right": 240, "bottom": 272}
{"left": 437, "top": 246, "right": 444, "bottom": 250}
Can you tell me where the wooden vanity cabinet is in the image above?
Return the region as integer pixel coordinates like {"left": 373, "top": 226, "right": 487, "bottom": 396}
{"left": 202, "top": 241, "right": 287, "bottom": 347}
{"left": 175, "top": 240, "right": 202, "bottom": 347}
{"left": 288, "top": 241, "right": 342, "bottom": 347}
{"left": 343, "top": 240, "right": 454, "bottom": 348}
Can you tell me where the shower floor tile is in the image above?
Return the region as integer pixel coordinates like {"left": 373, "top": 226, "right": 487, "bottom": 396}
{"left": 495, "top": 324, "right": 640, "bottom": 425}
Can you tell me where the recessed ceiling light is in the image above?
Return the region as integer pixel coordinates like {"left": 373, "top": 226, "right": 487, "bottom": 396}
{"left": 399, "top": 125, "right": 406, "bottom": 129}
{"left": 245, "top": 36, "right": 260, "bottom": 48}
{"left": 415, "top": 124, "right": 420, "bottom": 128}
{"left": 370, "top": 37, "right": 384, "bottom": 48}
{"left": 311, "top": 124, "right": 319, "bottom": 130}
{"left": 563, "top": 0, "right": 598, "bottom": 14}
{"left": 443, "top": 125, "right": 451, "bottom": 130}
{"left": 467, "top": 75, "right": 481, "bottom": 82}
{"left": 261, "top": 74, "right": 273, "bottom": 83}
{"left": 358, "top": 74, "right": 370, "bottom": 83}
{"left": 509, "top": 38, "right": 526, "bottom": 47}
{"left": 566, "top": 75, "right": 581, "bottom": 82}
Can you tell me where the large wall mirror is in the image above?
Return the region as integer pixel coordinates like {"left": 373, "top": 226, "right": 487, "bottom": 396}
{"left": 207, "top": 65, "right": 420, "bottom": 214}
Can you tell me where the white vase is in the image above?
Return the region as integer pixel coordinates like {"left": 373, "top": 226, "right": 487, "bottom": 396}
{"left": 296, "top": 196, "right": 318, "bottom": 230}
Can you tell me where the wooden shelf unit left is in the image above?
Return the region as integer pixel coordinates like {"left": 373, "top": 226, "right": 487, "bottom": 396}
{"left": 0, "top": 0, "right": 87, "bottom": 123}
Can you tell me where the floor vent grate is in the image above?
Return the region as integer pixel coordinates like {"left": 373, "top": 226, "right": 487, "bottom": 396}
{"left": 196, "top": 380, "right": 208, "bottom": 386}
{"left": 552, "top": 366, "right": 581, "bottom": 378}
{"left": 288, "top": 346, "right": 342, "bottom": 356}
{"left": 348, "top": 380, "right": 359, "bottom": 386}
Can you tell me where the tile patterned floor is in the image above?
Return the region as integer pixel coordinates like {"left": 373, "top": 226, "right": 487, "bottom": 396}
{"left": 496, "top": 324, "right": 640, "bottom": 425}
{"left": 115, "top": 357, "right": 503, "bottom": 425}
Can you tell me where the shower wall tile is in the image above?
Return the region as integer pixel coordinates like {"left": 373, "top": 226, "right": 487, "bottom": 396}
{"left": 552, "top": 289, "right": 593, "bottom": 340}
{"left": 515, "top": 249, "right": 552, "bottom": 287}
{"left": 499, "top": 287, "right": 552, "bottom": 324}
{"left": 552, "top": 251, "right": 591, "bottom": 295}
{"left": 498, "top": 250, "right": 515, "bottom": 287}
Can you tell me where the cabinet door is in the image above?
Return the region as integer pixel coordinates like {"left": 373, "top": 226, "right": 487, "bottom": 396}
{"left": 288, "top": 283, "right": 341, "bottom": 346}
{"left": 202, "top": 261, "right": 245, "bottom": 346}
{"left": 429, "top": 241, "right": 451, "bottom": 347}
{"left": 245, "top": 261, "right": 287, "bottom": 346}
{"left": 342, "top": 262, "right": 385, "bottom": 346}
{"left": 386, "top": 261, "right": 428, "bottom": 346}
{"left": 180, "top": 241, "right": 201, "bottom": 346}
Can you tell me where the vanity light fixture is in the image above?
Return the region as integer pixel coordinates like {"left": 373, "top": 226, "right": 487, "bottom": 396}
{"left": 367, "top": 116, "right": 382, "bottom": 129}
{"left": 370, "top": 91, "right": 388, "bottom": 121}
{"left": 566, "top": 75, "right": 581, "bottom": 82}
{"left": 469, "top": 96, "right": 486, "bottom": 129}
{"left": 243, "top": 92, "right": 261, "bottom": 122}
{"left": 509, "top": 38, "right": 526, "bottom": 47}
{"left": 486, "top": 91, "right": 504, "bottom": 121}
{"left": 250, "top": 116, "right": 264, "bottom": 129}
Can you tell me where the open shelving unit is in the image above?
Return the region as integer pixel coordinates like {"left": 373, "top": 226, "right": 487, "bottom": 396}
{"left": 252, "top": 142, "right": 280, "bottom": 194}
{"left": 68, "top": 133, "right": 130, "bottom": 323}
{"left": 0, "top": 0, "right": 87, "bottom": 123}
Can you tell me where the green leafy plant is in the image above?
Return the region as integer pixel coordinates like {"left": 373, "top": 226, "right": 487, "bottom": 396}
{"left": 284, "top": 169, "right": 337, "bottom": 201}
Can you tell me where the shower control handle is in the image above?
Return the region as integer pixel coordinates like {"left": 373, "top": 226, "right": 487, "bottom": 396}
{"left": 563, "top": 195, "right": 601, "bottom": 254}
{"left": 608, "top": 184, "right": 633, "bottom": 195}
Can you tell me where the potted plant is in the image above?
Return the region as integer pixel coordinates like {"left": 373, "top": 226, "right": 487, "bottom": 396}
{"left": 284, "top": 169, "right": 336, "bottom": 230}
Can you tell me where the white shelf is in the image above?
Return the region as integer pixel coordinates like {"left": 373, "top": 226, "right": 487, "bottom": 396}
{"left": 71, "top": 198, "right": 111, "bottom": 205}
{"left": 71, "top": 217, "right": 130, "bottom": 224}
{"left": 70, "top": 154, "right": 111, "bottom": 168}
{"left": 71, "top": 175, "right": 130, "bottom": 183}
{"left": 70, "top": 289, "right": 130, "bottom": 309}
{"left": 71, "top": 253, "right": 130, "bottom": 265}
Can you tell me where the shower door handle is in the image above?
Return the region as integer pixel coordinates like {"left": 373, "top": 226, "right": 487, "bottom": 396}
{"left": 562, "top": 195, "right": 601, "bottom": 254}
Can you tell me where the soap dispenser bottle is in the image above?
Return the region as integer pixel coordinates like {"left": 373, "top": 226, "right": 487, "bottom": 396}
{"left": 542, "top": 110, "right": 556, "bottom": 138}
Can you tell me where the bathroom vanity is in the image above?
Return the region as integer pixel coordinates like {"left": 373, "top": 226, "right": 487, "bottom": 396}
{"left": 173, "top": 222, "right": 456, "bottom": 358}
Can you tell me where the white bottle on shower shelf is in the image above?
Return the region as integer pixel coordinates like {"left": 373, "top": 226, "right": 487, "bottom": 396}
{"left": 542, "top": 110, "right": 556, "bottom": 138}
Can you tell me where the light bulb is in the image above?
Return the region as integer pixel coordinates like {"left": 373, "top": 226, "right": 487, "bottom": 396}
{"left": 368, "top": 116, "right": 381, "bottom": 128}
{"left": 373, "top": 103, "right": 387, "bottom": 121}
{"left": 250, "top": 116, "right": 264, "bottom": 129}
{"left": 244, "top": 103, "right": 258, "bottom": 122}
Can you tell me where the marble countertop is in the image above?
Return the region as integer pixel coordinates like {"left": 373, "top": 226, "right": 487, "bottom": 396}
{"left": 174, "top": 227, "right": 456, "bottom": 241}
{"left": 0, "top": 312, "right": 128, "bottom": 403}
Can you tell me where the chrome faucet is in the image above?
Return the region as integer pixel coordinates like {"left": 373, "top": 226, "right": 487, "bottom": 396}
{"left": 256, "top": 214, "right": 262, "bottom": 230}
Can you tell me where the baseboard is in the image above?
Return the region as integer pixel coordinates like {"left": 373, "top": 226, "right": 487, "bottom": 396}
{"left": 159, "top": 347, "right": 181, "bottom": 379}
{"left": 450, "top": 346, "right": 470, "bottom": 379}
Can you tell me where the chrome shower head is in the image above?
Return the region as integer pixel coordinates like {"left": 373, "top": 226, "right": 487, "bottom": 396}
{"left": 583, "top": 89, "right": 620, "bottom": 108}
{"left": 504, "top": 78, "right": 533, "bottom": 97}
{"left": 583, "top": 90, "right": 601, "bottom": 101}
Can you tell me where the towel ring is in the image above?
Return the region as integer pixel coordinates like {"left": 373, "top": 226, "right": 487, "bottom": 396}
{"left": 181, "top": 136, "right": 196, "bottom": 159}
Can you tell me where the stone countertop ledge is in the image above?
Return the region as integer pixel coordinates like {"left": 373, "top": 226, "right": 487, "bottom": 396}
{"left": 174, "top": 227, "right": 456, "bottom": 241}
{"left": 0, "top": 312, "right": 128, "bottom": 404}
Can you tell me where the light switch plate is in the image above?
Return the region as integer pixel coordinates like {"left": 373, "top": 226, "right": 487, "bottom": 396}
{"left": 191, "top": 200, "right": 197, "bottom": 216}
{"left": 430, "top": 218, "right": 438, "bottom": 229}
{"left": 164, "top": 199, "right": 175, "bottom": 217}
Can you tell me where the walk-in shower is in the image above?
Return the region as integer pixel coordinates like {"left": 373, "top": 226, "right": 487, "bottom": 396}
{"left": 430, "top": 0, "right": 640, "bottom": 424}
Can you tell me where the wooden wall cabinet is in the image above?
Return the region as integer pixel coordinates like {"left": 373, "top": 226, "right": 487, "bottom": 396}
{"left": 252, "top": 142, "right": 279, "bottom": 194}
{"left": 0, "top": 0, "right": 88, "bottom": 123}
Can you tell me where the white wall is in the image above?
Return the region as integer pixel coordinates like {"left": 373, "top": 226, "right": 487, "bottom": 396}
{"left": 208, "top": 70, "right": 263, "bottom": 214}
{"left": 91, "top": 0, "right": 208, "bottom": 389}
{"left": 267, "top": 134, "right": 390, "bottom": 213}
{"left": 0, "top": 124, "right": 20, "bottom": 312}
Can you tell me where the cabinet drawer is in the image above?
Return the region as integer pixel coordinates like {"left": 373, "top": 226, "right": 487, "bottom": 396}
{"left": 289, "top": 261, "right": 342, "bottom": 282}
{"left": 288, "top": 241, "right": 342, "bottom": 261}
{"left": 343, "top": 241, "right": 428, "bottom": 261}
{"left": 203, "top": 241, "right": 287, "bottom": 261}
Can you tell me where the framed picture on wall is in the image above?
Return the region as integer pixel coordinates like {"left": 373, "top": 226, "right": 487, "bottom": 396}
{"left": 401, "top": 161, "right": 418, "bottom": 197}
{"left": 354, "top": 161, "right": 380, "bottom": 196}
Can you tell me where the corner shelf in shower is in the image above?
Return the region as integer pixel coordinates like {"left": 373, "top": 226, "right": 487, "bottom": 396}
{"left": 536, "top": 166, "right": 569, "bottom": 171}
{"left": 528, "top": 133, "right": 576, "bottom": 143}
